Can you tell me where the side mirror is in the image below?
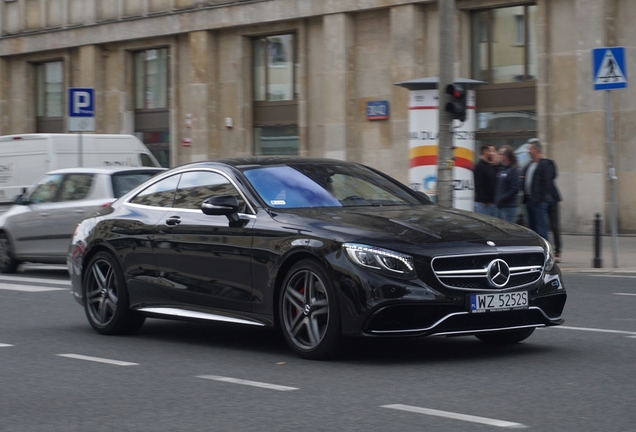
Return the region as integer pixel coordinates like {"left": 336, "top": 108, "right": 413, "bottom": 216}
{"left": 201, "top": 195, "right": 240, "bottom": 222}
{"left": 13, "top": 194, "right": 29, "bottom": 205}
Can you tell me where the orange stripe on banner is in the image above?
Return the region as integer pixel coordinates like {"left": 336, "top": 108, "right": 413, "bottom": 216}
{"left": 410, "top": 146, "right": 438, "bottom": 158}
{"left": 410, "top": 155, "right": 438, "bottom": 168}
{"left": 454, "top": 147, "right": 474, "bottom": 162}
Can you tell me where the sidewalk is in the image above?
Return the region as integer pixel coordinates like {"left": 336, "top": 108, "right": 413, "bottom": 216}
{"left": 558, "top": 234, "right": 636, "bottom": 274}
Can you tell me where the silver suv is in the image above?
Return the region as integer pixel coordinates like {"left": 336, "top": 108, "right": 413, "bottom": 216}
{"left": 0, "top": 166, "right": 165, "bottom": 273}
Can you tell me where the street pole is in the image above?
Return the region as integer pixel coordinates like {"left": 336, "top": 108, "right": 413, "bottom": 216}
{"left": 605, "top": 90, "right": 618, "bottom": 268}
{"left": 437, "top": 0, "right": 455, "bottom": 207}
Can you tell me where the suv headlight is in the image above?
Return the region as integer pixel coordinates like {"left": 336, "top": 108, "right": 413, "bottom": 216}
{"left": 343, "top": 243, "right": 416, "bottom": 279}
{"left": 541, "top": 237, "right": 555, "bottom": 271}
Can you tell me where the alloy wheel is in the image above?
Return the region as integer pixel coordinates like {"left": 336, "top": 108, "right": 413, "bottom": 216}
{"left": 85, "top": 258, "right": 119, "bottom": 327}
{"left": 282, "top": 269, "right": 330, "bottom": 350}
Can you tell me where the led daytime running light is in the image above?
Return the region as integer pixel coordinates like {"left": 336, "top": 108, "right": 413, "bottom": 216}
{"left": 343, "top": 243, "right": 414, "bottom": 274}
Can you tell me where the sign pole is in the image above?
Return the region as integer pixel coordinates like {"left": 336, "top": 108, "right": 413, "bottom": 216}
{"left": 605, "top": 90, "right": 618, "bottom": 268}
{"left": 78, "top": 133, "right": 83, "bottom": 167}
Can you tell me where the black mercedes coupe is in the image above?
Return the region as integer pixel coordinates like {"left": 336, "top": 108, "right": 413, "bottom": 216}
{"left": 67, "top": 157, "right": 566, "bottom": 359}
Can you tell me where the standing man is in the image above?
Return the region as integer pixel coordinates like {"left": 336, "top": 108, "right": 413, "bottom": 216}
{"left": 473, "top": 144, "right": 497, "bottom": 217}
{"left": 545, "top": 157, "right": 562, "bottom": 262}
{"left": 521, "top": 139, "right": 553, "bottom": 240}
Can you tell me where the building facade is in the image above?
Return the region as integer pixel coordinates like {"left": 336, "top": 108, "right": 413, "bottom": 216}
{"left": 0, "top": 0, "right": 633, "bottom": 233}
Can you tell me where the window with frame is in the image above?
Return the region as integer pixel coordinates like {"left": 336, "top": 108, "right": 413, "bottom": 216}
{"left": 471, "top": 5, "right": 537, "bottom": 83}
{"left": 58, "top": 174, "right": 94, "bottom": 201}
{"left": 35, "top": 61, "right": 64, "bottom": 132}
{"left": 173, "top": 171, "right": 246, "bottom": 211}
{"left": 253, "top": 34, "right": 299, "bottom": 157}
{"left": 28, "top": 174, "right": 64, "bottom": 204}
{"left": 135, "top": 48, "right": 168, "bottom": 110}
{"left": 129, "top": 174, "right": 179, "bottom": 207}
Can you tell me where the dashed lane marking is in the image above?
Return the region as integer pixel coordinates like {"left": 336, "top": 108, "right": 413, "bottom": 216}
{"left": 0, "top": 283, "right": 68, "bottom": 292}
{"left": 56, "top": 354, "right": 138, "bottom": 366}
{"left": 556, "top": 325, "right": 636, "bottom": 336}
{"left": 381, "top": 404, "right": 528, "bottom": 429}
{"left": 197, "top": 375, "right": 298, "bottom": 391}
{"left": 0, "top": 275, "right": 70, "bottom": 286}
{"left": 614, "top": 293, "right": 636, "bottom": 296}
{"left": 0, "top": 343, "right": 14, "bottom": 347}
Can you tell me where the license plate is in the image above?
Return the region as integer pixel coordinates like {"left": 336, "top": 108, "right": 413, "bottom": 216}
{"left": 470, "top": 292, "right": 528, "bottom": 313}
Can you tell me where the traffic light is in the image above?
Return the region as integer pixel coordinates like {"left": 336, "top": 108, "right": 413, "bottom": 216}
{"left": 445, "top": 83, "right": 467, "bottom": 122}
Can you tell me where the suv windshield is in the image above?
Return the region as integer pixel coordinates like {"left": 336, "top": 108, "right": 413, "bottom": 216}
{"left": 243, "top": 164, "right": 425, "bottom": 209}
{"left": 111, "top": 172, "right": 159, "bottom": 198}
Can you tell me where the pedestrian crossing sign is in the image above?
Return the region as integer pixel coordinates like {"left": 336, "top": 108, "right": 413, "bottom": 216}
{"left": 593, "top": 47, "right": 627, "bottom": 90}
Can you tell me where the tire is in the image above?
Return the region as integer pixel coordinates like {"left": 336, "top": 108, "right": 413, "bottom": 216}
{"left": 475, "top": 327, "right": 536, "bottom": 345}
{"left": 83, "top": 251, "right": 145, "bottom": 335}
{"left": 0, "top": 232, "right": 19, "bottom": 274}
{"left": 279, "top": 260, "right": 341, "bottom": 360}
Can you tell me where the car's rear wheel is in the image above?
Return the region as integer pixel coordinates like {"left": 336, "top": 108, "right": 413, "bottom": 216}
{"left": 279, "top": 260, "right": 341, "bottom": 360}
{"left": 0, "top": 232, "right": 19, "bottom": 273}
{"left": 475, "top": 327, "right": 535, "bottom": 345}
{"left": 83, "top": 251, "right": 145, "bottom": 335}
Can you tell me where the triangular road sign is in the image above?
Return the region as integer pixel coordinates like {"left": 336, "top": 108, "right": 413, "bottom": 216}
{"left": 594, "top": 49, "right": 627, "bottom": 86}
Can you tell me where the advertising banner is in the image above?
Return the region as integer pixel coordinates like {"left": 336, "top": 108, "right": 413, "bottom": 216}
{"left": 407, "top": 89, "right": 475, "bottom": 211}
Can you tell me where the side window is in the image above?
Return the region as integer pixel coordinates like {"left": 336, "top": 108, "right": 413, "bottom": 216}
{"left": 129, "top": 174, "right": 180, "bottom": 207}
{"left": 140, "top": 153, "right": 155, "bottom": 167}
{"left": 28, "top": 174, "right": 64, "bottom": 204}
{"left": 173, "top": 171, "right": 246, "bottom": 211}
{"left": 58, "top": 174, "right": 94, "bottom": 202}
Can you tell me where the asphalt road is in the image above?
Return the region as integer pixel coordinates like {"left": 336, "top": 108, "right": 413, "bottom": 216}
{"left": 1, "top": 267, "right": 635, "bottom": 431}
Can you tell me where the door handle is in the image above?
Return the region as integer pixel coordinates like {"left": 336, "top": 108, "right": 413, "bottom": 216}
{"left": 40, "top": 212, "right": 50, "bottom": 217}
{"left": 74, "top": 209, "right": 85, "bottom": 214}
{"left": 165, "top": 216, "right": 181, "bottom": 226}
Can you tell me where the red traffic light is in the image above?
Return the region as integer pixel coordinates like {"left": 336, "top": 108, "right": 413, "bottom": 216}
{"left": 444, "top": 84, "right": 467, "bottom": 122}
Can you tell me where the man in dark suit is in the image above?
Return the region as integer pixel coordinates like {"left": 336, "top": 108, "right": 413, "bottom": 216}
{"left": 521, "top": 139, "right": 554, "bottom": 241}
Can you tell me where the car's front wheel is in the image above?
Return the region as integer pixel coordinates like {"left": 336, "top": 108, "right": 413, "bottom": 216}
{"left": 279, "top": 260, "right": 341, "bottom": 360}
{"left": 475, "top": 327, "right": 535, "bottom": 345}
{"left": 83, "top": 251, "right": 145, "bottom": 335}
{"left": 0, "top": 232, "right": 19, "bottom": 273}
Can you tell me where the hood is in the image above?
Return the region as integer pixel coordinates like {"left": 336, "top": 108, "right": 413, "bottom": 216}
{"left": 269, "top": 205, "right": 539, "bottom": 247}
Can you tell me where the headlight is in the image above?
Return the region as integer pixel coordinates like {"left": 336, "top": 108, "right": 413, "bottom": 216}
{"left": 540, "top": 237, "right": 555, "bottom": 271}
{"left": 343, "top": 243, "right": 416, "bottom": 279}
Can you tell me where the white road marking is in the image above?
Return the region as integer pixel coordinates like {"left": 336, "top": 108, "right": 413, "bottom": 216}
{"left": 0, "top": 283, "right": 68, "bottom": 292}
{"left": 197, "top": 375, "right": 298, "bottom": 391}
{"left": 381, "top": 404, "right": 528, "bottom": 429}
{"left": 0, "top": 275, "right": 70, "bottom": 286}
{"left": 0, "top": 343, "right": 14, "bottom": 347}
{"left": 614, "top": 293, "right": 636, "bottom": 296}
{"left": 56, "top": 354, "right": 138, "bottom": 366}
{"left": 556, "top": 325, "right": 636, "bottom": 336}
{"left": 589, "top": 274, "right": 636, "bottom": 279}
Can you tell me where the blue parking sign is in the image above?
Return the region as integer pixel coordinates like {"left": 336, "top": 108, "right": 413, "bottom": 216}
{"left": 68, "top": 88, "right": 95, "bottom": 131}
{"left": 593, "top": 47, "right": 627, "bottom": 90}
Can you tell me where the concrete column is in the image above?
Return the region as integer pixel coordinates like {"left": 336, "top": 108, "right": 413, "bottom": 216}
{"left": 76, "top": 44, "right": 103, "bottom": 131}
{"left": 187, "top": 30, "right": 215, "bottom": 162}
{"left": 0, "top": 58, "right": 9, "bottom": 134}
{"left": 390, "top": 4, "right": 425, "bottom": 184}
{"left": 323, "top": 13, "right": 354, "bottom": 161}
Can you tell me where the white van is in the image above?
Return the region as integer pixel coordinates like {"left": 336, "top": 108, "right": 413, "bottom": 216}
{"left": 0, "top": 133, "right": 161, "bottom": 204}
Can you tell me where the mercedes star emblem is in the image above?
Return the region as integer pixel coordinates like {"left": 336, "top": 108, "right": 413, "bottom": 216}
{"left": 486, "top": 259, "right": 511, "bottom": 288}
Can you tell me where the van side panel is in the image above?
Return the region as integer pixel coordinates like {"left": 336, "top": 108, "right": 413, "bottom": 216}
{"left": 0, "top": 137, "right": 50, "bottom": 203}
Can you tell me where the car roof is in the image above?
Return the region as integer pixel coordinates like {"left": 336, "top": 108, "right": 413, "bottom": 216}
{"left": 179, "top": 157, "right": 359, "bottom": 170}
{"left": 45, "top": 166, "right": 166, "bottom": 175}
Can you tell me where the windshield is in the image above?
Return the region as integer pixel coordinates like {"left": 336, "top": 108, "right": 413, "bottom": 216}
{"left": 242, "top": 163, "right": 425, "bottom": 209}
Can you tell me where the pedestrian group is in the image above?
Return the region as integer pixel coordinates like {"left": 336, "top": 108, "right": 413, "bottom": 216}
{"left": 473, "top": 139, "right": 562, "bottom": 263}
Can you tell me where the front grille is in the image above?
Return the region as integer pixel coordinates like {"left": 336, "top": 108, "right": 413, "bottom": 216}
{"left": 433, "top": 309, "right": 548, "bottom": 334}
{"left": 431, "top": 251, "right": 545, "bottom": 290}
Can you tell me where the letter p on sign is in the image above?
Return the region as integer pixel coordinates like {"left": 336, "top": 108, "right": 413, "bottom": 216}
{"left": 68, "top": 88, "right": 94, "bottom": 117}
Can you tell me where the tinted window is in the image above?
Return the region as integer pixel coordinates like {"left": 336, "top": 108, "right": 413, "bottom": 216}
{"left": 58, "top": 174, "right": 94, "bottom": 201}
{"left": 140, "top": 153, "right": 155, "bottom": 167}
{"left": 111, "top": 172, "right": 159, "bottom": 198}
{"left": 243, "top": 164, "right": 423, "bottom": 209}
{"left": 129, "top": 174, "right": 179, "bottom": 207}
{"left": 173, "top": 171, "right": 246, "bottom": 211}
{"left": 28, "top": 174, "right": 64, "bottom": 204}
